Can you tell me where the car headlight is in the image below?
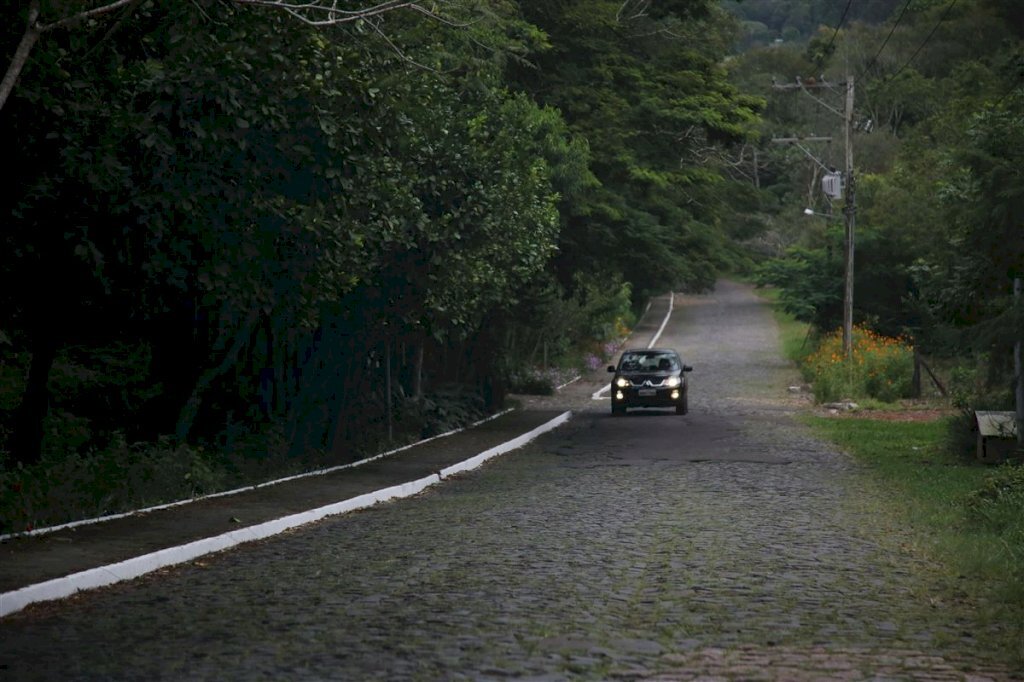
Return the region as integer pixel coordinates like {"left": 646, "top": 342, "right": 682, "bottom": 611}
{"left": 664, "top": 376, "right": 681, "bottom": 388}
{"left": 615, "top": 377, "right": 630, "bottom": 388}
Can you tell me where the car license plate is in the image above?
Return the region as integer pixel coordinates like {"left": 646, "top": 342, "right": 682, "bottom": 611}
{"left": 638, "top": 389, "right": 656, "bottom": 397}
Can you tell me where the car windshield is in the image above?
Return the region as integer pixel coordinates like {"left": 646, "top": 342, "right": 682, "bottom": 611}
{"left": 618, "top": 352, "right": 678, "bottom": 372}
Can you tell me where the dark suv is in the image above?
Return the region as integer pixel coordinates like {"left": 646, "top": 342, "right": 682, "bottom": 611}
{"left": 607, "top": 348, "right": 692, "bottom": 415}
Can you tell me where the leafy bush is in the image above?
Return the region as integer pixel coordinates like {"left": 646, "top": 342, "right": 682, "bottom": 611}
{"left": 803, "top": 326, "right": 914, "bottom": 403}
{"left": 508, "top": 369, "right": 556, "bottom": 396}
{"left": 0, "top": 437, "right": 221, "bottom": 535}
{"left": 0, "top": 386, "right": 495, "bottom": 535}
{"left": 400, "top": 387, "right": 488, "bottom": 439}
{"left": 505, "top": 288, "right": 630, "bottom": 396}
{"left": 944, "top": 362, "right": 1016, "bottom": 459}
{"left": 964, "top": 464, "right": 1024, "bottom": 565}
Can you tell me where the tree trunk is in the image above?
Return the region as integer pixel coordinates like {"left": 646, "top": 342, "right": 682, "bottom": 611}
{"left": 385, "top": 340, "right": 393, "bottom": 443}
{"left": 412, "top": 341, "right": 424, "bottom": 401}
{"left": 912, "top": 348, "right": 922, "bottom": 398}
{"left": 1, "top": 0, "right": 140, "bottom": 112}
{"left": 10, "top": 332, "right": 58, "bottom": 466}
{"left": 0, "top": 2, "right": 41, "bottom": 114}
{"left": 324, "top": 321, "right": 369, "bottom": 457}
{"left": 175, "top": 312, "right": 256, "bottom": 442}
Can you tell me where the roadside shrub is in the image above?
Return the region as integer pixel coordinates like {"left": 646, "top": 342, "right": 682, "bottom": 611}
{"left": 964, "top": 463, "right": 1024, "bottom": 557}
{"left": 508, "top": 368, "right": 557, "bottom": 395}
{"left": 507, "top": 315, "right": 629, "bottom": 395}
{"left": 804, "top": 326, "right": 914, "bottom": 403}
{"left": 945, "top": 362, "right": 1015, "bottom": 459}
{"left": 1, "top": 385, "right": 496, "bottom": 535}
{"left": 411, "top": 387, "right": 487, "bottom": 438}
{"left": 0, "top": 437, "right": 220, "bottom": 535}
{"left": 585, "top": 326, "right": 630, "bottom": 369}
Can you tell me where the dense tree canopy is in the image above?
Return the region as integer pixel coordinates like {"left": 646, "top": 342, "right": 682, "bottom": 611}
{"left": 513, "top": 0, "right": 763, "bottom": 299}
{"left": 4, "top": 0, "right": 1021, "bottom": 528}
{"left": 731, "top": 0, "right": 1023, "bottom": 404}
{"left": 1, "top": 0, "right": 761, "bottom": 479}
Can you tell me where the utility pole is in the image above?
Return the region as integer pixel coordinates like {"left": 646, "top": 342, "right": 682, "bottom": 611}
{"left": 772, "top": 76, "right": 857, "bottom": 359}
{"left": 1015, "top": 277, "right": 1023, "bottom": 448}
{"left": 842, "top": 76, "right": 855, "bottom": 359}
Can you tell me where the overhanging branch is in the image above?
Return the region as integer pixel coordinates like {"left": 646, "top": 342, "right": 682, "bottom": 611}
{"left": 0, "top": 0, "right": 138, "bottom": 112}
{"left": 232, "top": 0, "right": 469, "bottom": 28}
{"left": 0, "top": 0, "right": 473, "bottom": 113}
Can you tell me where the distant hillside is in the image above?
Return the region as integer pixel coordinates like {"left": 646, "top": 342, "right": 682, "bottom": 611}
{"left": 722, "top": 0, "right": 904, "bottom": 49}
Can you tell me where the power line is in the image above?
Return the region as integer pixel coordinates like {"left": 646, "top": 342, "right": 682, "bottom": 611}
{"left": 993, "top": 76, "right": 1023, "bottom": 108}
{"left": 885, "top": 0, "right": 958, "bottom": 82}
{"left": 823, "top": 0, "right": 853, "bottom": 54}
{"left": 858, "top": 0, "right": 913, "bottom": 81}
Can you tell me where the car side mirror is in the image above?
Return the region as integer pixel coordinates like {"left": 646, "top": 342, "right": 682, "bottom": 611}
{"left": 607, "top": 366, "right": 616, "bottom": 373}
{"left": 682, "top": 365, "right": 693, "bottom": 372}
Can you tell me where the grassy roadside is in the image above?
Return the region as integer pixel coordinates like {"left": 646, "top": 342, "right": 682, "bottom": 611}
{"left": 751, "top": 284, "right": 813, "bottom": 366}
{"left": 747, "top": 281, "right": 1024, "bottom": 662}
{"left": 805, "top": 415, "right": 1024, "bottom": 663}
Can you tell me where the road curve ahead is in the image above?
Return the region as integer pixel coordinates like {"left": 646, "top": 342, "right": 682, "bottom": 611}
{"left": 0, "top": 281, "right": 1018, "bottom": 681}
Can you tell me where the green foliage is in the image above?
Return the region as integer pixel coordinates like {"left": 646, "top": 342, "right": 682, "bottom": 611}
{"left": 943, "top": 361, "right": 1017, "bottom": 459}
{"left": 507, "top": 371, "right": 556, "bottom": 396}
{"left": 754, "top": 213, "right": 924, "bottom": 340}
{"left": 500, "top": 270, "right": 634, "bottom": 384}
{"left": 396, "top": 389, "right": 488, "bottom": 440}
{"left": 0, "top": 0, "right": 772, "bottom": 515}
{"left": 0, "top": 383, "right": 491, "bottom": 534}
{"left": 514, "top": 0, "right": 763, "bottom": 302}
{"left": 0, "top": 437, "right": 218, "bottom": 535}
{"left": 1, "top": 0, "right": 576, "bottom": 463}
{"left": 805, "top": 415, "right": 1024, "bottom": 663}
{"left": 755, "top": 241, "right": 842, "bottom": 330}
{"left": 965, "top": 463, "right": 1024, "bottom": 534}
{"left": 728, "top": 1, "right": 1022, "bottom": 396}
{"left": 803, "top": 327, "right": 914, "bottom": 403}
{"left": 723, "top": 0, "right": 906, "bottom": 49}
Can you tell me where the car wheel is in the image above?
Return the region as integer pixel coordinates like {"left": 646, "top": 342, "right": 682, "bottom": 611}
{"left": 676, "top": 390, "right": 688, "bottom": 415}
{"left": 612, "top": 403, "right": 626, "bottom": 416}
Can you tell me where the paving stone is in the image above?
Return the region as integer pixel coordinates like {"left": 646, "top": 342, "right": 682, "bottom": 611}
{"left": 0, "top": 283, "right": 1021, "bottom": 681}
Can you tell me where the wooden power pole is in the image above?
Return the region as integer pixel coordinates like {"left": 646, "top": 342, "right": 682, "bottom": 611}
{"left": 842, "top": 76, "right": 855, "bottom": 359}
{"left": 1016, "top": 277, "right": 1023, "bottom": 447}
{"left": 771, "top": 75, "right": 857, "bottom": 359}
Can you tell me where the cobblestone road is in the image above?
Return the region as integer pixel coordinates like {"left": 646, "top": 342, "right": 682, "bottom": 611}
{"left": 1, "top": 281, "right": 1019, "bottom": 680}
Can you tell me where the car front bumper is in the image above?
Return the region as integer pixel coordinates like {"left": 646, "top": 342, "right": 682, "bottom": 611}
{"left": 612, "top": 386, "right": 684, "bottom": 408}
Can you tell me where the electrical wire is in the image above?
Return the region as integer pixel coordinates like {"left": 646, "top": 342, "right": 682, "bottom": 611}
{"left": 858, "top": 0, "right": 913, "bottom": 81}
{"left": 884, "top": 0, "right": 958, "bottom": 82}
{"left": 823, "top": 0, "right": 853, "bottom": 55}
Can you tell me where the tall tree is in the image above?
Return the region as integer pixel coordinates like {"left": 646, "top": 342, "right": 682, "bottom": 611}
{"left": 512, "top": 0, "right": 763, "bottom": 302}
{"left": 1, "top": 0, "right": 569, "bottom": 463}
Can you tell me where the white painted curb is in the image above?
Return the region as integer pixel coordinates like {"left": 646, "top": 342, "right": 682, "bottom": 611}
{"left": 649, "top": 291, "right": 675, "bottom": 350}
{"left": 439, "top": 410, "right": 572, "bottom": 478}
{"left": 0, "top": 409, "right": 515, "bottom": 543}
{"left": 592, "top": 292, "right": 675, "bottom": 400}
{"left": 0, "top": 410, "right": 572, "bottom": 619}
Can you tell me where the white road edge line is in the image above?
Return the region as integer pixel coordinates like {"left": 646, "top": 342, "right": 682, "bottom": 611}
{"left": 439, "top": 410, "right": 571, "bottom": 479}
{"left": 0, "top": 410, "right": 572, "bottom": 619}
{"left": 592, "top": 291, "right": 674, "bottom": 400}
{"left": 555, "top": 375, "right": 581, "bottom": 390}
{"left": 0, "top": 408, "right": 516, "bottom": 543}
